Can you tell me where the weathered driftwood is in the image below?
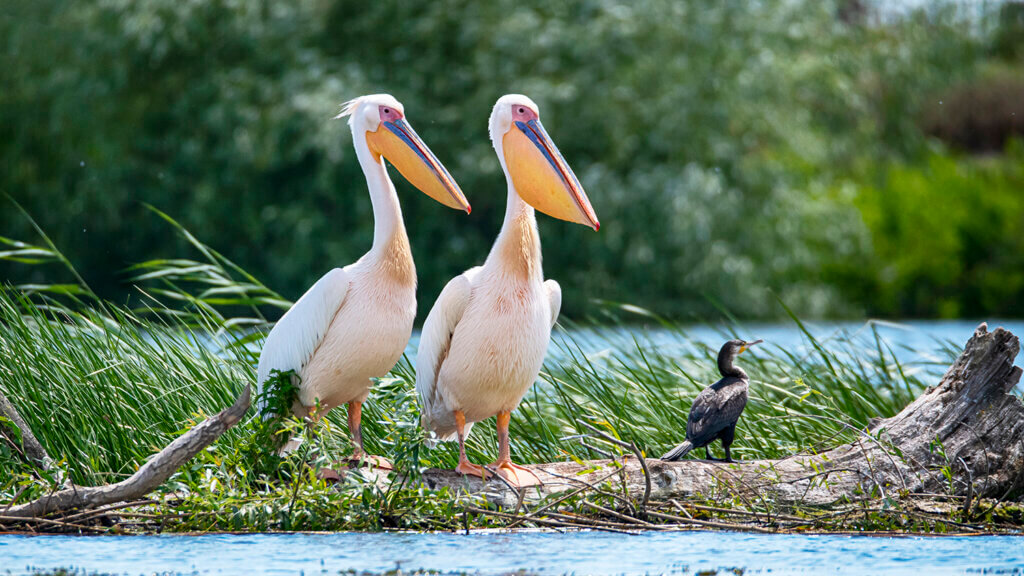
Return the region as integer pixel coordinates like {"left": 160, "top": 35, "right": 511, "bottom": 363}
{"left": 417, "top": 323, "right": 1024, "bottom": 508}
{"left": 2, "top": 385, "right": 250, "bottom": 518}
{"left": 0, "top": 390, "right": 55, "bottom": 472}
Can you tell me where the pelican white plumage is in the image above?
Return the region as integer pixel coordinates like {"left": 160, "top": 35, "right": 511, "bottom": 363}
{"left": 416, "top": 95, "right": 599, "bottom": 486}
{"left": 257, "top": 94, "right": 469, "bottom": 466}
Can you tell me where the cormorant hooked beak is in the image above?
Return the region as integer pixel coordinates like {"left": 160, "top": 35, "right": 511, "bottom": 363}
{"left": 738, "top": 339, "right": 764, "bottom": 354}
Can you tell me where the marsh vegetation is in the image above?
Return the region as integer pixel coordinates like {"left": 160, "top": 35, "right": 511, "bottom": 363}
{"left": 2, "top": 215, "right": 1021, "bottom": 535}
{"left": 2, "top": 0, "right": 1024, "bottom": 541}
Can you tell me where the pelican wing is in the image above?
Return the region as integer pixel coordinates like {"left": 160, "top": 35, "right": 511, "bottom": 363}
{"left": 256, "top": 267, "right": 350, "bottom": 413}
{"left": 416, "top": 267, "right": 480, "bottom": 439}
{"left": 544, "top": 279, "right": 562, "bottom": 328}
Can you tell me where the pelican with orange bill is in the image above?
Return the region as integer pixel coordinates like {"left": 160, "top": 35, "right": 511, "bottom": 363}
{"left": 416, "top": 94, "right": 599, "bottom": 487}
{"left": 256, "top": 94, "right": 469, "bottom": 469}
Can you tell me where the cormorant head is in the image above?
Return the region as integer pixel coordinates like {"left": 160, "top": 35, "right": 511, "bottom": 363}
{"left": 721, "top": 338, "right": 763, "bottom": 356}
{"left": 718, "top": 339, "right": 764, "bottom": 376}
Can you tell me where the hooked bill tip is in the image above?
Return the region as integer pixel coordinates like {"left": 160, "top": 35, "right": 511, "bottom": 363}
{"left": 465, "top": 205, "right": 472, "bottom": 215}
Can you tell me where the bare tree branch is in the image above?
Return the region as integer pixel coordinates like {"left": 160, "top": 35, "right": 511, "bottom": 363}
{"left": 0, "top": 389, "right": 54, "bottom": 471}
{"left": 3, "top": 385, "right": 250, "bottom": 519}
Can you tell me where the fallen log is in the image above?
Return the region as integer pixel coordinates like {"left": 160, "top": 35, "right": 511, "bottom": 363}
{"left": 418, "top": 323, "right": 1024, "bottom": 508}
{"left": 2, "top": 385, "right": 250, "bottom": 519}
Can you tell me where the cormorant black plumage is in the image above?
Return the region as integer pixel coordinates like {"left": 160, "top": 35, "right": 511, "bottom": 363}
{"left": 660, "top": 339, "right": 762, "bottom": 462}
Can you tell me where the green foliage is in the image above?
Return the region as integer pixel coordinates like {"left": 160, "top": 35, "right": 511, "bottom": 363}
{"left": 992, "top": 1, "right": 1024, "bottom": 61}
{"left": 240, "top": 369, "right": 304, "bottom": 477}
{"left": 852, "top": 142, "right": 1024, "bottom": 318}
{"left": 0, "top": 218, "right": 937, "bottom": 507}
{"left": 0, "top": 0, "right": 1006, "bottom": 320}
{"left": 2, "top": 240, "right": 976, "bottom": 535}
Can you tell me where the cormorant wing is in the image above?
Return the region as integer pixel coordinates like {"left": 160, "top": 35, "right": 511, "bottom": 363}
{"left": 686, "top": 377, "right": 748, "bottom": 446}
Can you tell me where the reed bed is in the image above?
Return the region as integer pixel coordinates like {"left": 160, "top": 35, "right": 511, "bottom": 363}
{"left": 3, "top": 214, "right": 1015, "bottom": 534}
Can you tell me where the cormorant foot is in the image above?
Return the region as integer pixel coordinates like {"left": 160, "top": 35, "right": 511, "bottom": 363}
{"left": 489, "top": 459, "right": 542, "bottom": 488}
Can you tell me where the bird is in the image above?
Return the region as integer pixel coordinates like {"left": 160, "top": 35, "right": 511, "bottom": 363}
{"left": 415, "top": 94, "right": 600, "bottom": 487}
{"left": 660, "top": 339, "right": 763, "bottom": 463}
{"left": 256, "top": 94, "right": 470, "bottom": 467}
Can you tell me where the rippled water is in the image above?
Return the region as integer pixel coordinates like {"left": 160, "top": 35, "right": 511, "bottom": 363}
{"left": 2, "top": 531, "right": 1023, "bottom": 575}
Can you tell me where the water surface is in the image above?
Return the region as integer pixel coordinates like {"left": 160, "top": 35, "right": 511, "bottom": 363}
{"left": 3, "top": 531, "right": 1023, "bottom": 575}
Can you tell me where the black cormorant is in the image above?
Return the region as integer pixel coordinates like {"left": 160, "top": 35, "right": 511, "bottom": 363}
{"left": 660, "top": 339, "right": 763, "bottom": 463}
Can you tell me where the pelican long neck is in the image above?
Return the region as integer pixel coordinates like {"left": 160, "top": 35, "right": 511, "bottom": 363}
{"left": 717, "top": 349, "right": 747, "bottom": 380}
{"left": 353, "top": 129, "right": 414, "bottom": 283}
{"left": 486, "top": 162, "right": 542, "bottom": 281}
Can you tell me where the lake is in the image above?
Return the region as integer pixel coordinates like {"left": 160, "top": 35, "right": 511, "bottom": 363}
{"left": 2, "top": 531, "right": 1023, "bottom": 575}
{"left": 545, "top": 318, "right": 1024, "bottom": 384}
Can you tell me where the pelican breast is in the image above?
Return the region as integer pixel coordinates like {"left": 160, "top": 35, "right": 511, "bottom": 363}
{"left": 298, "top": 258, "right": 416, "bottom": 412}
{"left": 435, "top": 271, "right": 552, "bottom": 423}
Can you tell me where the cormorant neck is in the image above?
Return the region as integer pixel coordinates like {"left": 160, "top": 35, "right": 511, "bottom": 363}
{"left": 717, "top": 350, "right": 748, "bottom": 380}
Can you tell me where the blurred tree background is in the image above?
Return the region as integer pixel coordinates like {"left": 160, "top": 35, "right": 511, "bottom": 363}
{"left": 1, "top": 0, "right": 1022, "bottom": 321}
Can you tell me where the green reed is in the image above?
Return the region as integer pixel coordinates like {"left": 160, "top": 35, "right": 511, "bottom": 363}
{"left": 0, "top": 214, "right": 954, "bottom": 530}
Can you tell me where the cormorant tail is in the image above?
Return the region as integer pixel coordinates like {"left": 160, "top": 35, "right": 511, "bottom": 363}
{"left": 660, "top": 440, "right": 694, "bottom": 461}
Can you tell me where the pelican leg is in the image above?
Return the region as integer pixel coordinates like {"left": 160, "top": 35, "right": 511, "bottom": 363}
{"left": 347, "top": 401, "right": 364, "bottom": 456}
{"left": 489, "top": 411, "right": 541, "bottom": 487}
{"left": 454, "top": 410, "right": 487, "bottom": 478}
{"left": 344, "top": 400, "right": 391, "bottom": 470}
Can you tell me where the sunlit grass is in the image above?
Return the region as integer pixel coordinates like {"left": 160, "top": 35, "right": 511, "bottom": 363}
{"left": 0, "top": 279, "right": 937, "bottom": 482}
{"left": 0, "top": 213, "right": 954, "bottom": 531}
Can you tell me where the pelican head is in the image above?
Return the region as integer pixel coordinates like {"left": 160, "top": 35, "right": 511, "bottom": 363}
{"left": 338, "top": 94, "right": 470, "bottom": 213}
{"left": 489, "top": 94, "right": 599, "bottom": 231}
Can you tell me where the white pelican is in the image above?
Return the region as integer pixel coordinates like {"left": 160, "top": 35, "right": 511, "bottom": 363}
{"left": 416, "top": 95, "right": 599, "bottom": 486}
{"left": 257, "top": 94, "right": 469, "bottom": 466}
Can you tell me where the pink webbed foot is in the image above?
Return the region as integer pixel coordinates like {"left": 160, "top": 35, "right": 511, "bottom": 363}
{"left": 455, "top": 459, "right": 489, "bottom": 479}
{"left": 489, "top": 459, "right": 542, "bottom": 488}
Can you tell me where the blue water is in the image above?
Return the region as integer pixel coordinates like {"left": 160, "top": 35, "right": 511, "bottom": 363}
{"left": 551, "top": 319, "right": 1024, "bottom": 379}
{"left": 2, "top": 531, "right": 1022, "bottom": 575}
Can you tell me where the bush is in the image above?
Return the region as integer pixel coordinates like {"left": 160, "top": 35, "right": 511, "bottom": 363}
{"left": 0, "top": 0, "right": 994, "bottom": 319}
{"left": 853, "top": 141, "right": 1024, "bottom": 318}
